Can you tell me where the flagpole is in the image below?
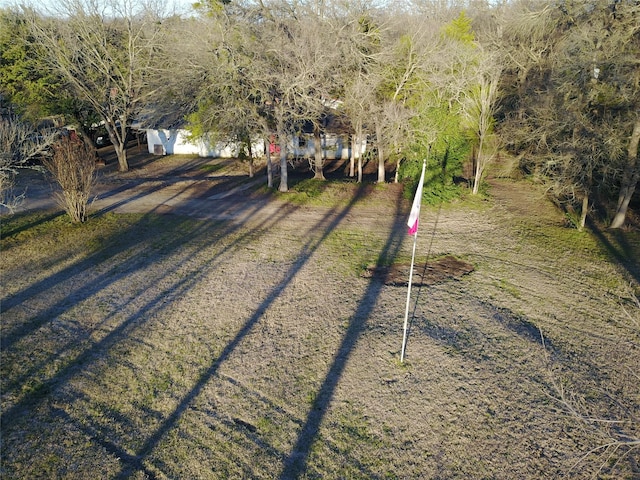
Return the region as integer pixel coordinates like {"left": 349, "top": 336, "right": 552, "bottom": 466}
{"left": 401, "top": 160, "right": 426, "bottom": 363}
{"left": 400, "top": 227, "right": 418, "bottom": 363}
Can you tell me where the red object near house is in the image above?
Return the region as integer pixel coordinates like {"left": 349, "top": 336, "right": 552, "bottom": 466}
{"left": 269, "top": 135, "right": 281, "bottom": 155}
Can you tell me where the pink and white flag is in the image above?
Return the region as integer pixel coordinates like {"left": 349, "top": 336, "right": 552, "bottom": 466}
{"left": 407, "top": 163, "right": 426, "bottom": 235}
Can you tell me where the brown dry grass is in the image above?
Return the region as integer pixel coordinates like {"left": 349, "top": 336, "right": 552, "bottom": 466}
{"left": 1, "top": 155, "right": 639, "bottom": 479}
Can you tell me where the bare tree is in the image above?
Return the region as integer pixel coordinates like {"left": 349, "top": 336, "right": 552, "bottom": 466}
{"left": 460, "top": 48, "right": 502, "bottom": 194}
{"left": 338, "top": 9, "right": 383, "bottom": 183}
{"left": 237, "top": 1, "right": 342, "bottom": 191}
{"left": 497, "top": 1, "right": 640, "bottom": 228}
{"left": 492, "top": 3, "right": 557, "bottom": 104}
{"left": 371, "top": 101, "right": 411, "bottom": 184}
{"left": 611, "top": 117, "right": 640, "bottom": 229}
{"left": 172, "top": 10, "right": 265, "bottom": 178}
{"left": 43, "top": 135, "right": 96, "bottom": 223}
{"left": 341, "top": 72, "right": 374, "bottom": 183}
{"left": 26, "top": 0, "right": 169, "bottom": 172}
{"left": 0, "top": 116, "right": 55, "bottom": 213}
{"left": 294, "top": 7, "right": 347, "bottom": 181}
{"left": 178, "top": 1, "right": 333, "bottom": 190}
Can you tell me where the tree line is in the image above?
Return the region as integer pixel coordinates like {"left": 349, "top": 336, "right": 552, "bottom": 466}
{"left": 1, "top": 0, "right": 638, "bottom": 228}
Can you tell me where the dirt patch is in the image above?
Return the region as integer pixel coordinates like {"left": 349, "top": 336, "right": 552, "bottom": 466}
{"left": 362, "top": 255, "right": 475, "bottom": 286}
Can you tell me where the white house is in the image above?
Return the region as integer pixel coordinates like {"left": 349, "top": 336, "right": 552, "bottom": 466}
{"left": 146, "top": 128, "right": 367, "bottom": 160}
{"left": 143, "top": 97, "right": 367, "bottom": 160}
{"left": 145, "top": 128, "right": 266, "bottom": 158}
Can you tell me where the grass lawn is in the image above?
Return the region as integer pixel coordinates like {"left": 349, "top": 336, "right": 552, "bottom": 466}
{"left": 1, "top": 175, "right": 639, "bottom": 479}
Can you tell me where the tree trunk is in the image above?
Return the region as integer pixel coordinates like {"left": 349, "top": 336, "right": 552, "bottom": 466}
{"left": 375, "top": 120, "right": 385, "bottom": 183}
{"left": 265, "top": 136, "right": 273, "bottom": 188}
{"left": 579, "top": 195, "right": 588, "bottom": 231}
{"left": 278, "top": 134, "right": 288, "bottom": 192}
{"left": 472, "top": 137, "right": 484, "bottom": 195}
{"left": 105, "top": 122, "right": 129, "bottom": 172}
{"left": 242, "top": 134, "right": 255, "bottom": 178}
{"left": 610, "top": 118, "right": 640, "bottom": 229}
{"left": 394, "top": 148, "right": 402, "bottom": 183}
{"left": 349, "top": 133, "right": 355, "bottom": 178}
{"left": 313, "top": 125, "right": 325, "bottom": 180}
{"left": 114, "top": 141, "right": 128, "bottom": 172}
{"left": 378, "top": 147, "right": 385, "bottom": 183}
{"left": 76, "top": 124, "right": 96, "bottom": 149}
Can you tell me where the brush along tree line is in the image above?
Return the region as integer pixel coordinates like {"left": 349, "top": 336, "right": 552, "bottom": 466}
{"left": 0, "top": 0, "right": 638, "bottom": 227}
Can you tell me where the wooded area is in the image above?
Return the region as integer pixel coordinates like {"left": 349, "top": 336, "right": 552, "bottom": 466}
{"left": 1, "top": 0, "right": 639, "bottom": 227}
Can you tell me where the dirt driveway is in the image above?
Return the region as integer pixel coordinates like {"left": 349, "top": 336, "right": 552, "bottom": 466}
{"left": 12, "top": 149, "right": 421, "bottom": 243}
{"left": 13, "top": 152, "right": 269, "bottom": 218}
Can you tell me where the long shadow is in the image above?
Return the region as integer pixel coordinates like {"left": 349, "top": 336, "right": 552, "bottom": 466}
{"left": 0, "top": 177, "right": 194, "bottom": 313}
{"left": 416, "top": 290, "right": 616, "bottom": 389}
{"left": 90, "top": 156, "right": 225, "bottom": 213}
{"left": 1, "top": 212, "right": 199, "bottom": 349}
{"left": 50, "top": 404, "right": 159, "bottom": 480}
{"left": 0, "top": 174, "right": 285, "bottom": 351}
{"left": 586, "top": 217, "right": 640, "bottom": 286}
{"left": 92, "top": 177, "right": 196, "bottom": 216}
{"left": 278, "top": 191, "right": 407, "bottom": 480}
{"left": 2, "top": 175, "right": 403, "bottom": 478}
{"left": 93, "top": 168, "right": 263, "bottom": 219}
{"left": 0, "top": 210, "right": 65, "bottom": 238}
{"left": 1, "top": 219, "right": 155, "bottom": 345}
{"left": 3, "top": 210, "right": 315, "bottom": 480}
{"left": 1, "top": 197, "right": 297, "bottom": 423}
{"left": 113, "top": 183, "right": 374, "bottom": 479}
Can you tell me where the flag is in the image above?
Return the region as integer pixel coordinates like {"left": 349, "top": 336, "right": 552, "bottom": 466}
{"left": 407, "top": 162, "right": 426, "bottom": 235}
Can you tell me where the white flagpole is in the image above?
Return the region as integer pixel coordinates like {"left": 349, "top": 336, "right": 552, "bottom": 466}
{"left": 400, "top": 227, "right": 418, "bottom": 363}
{"left": 401, "top": 160, "right": 426, "bottom": 363}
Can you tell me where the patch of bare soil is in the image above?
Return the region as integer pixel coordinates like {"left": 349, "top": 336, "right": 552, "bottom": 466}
{"left": 362, "top": 255, "right": 475, "bottom": 286}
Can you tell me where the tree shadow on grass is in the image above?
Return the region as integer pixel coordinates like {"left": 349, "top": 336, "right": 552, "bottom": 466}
{"left": 112, "top": 182, "right": 384, "bottom": 479}
{"left": 1, "top": 177, "right": 407, "bottom": 479}
{"left": 587, "top": 217, "right": 640, "bottom": 288}
{"left": 1, "top": 170, "right": 288, "bottom": 352}
{"left": 278, "top": 189, "right": 407, "bottom": 480}
{"left": 0, "top": 210, "right": 65, "bottom": 238}
{"left": 0, "top": 195, "right": 296, "bottom": 428}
